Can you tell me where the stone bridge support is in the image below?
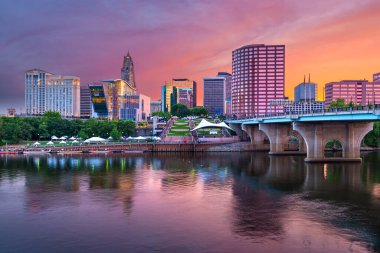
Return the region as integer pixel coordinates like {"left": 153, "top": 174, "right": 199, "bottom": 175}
{"left": 259, "top": 123, "right": 289, "bottom": 154}
{"left": 241, "top": 124, "right": 268, "bottom": 150}
{"left": 229, "top": 123, "right": 249, "bottom": 141}
{"left": 293, "top": 122, "right": 373, "bottom": 162}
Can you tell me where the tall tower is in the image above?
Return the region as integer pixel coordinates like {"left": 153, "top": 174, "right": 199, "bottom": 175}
{"left": 121, "top": 51, "right": 136, "bottom": 89}
{"left": 232, "top": 44, "right": 285, "bottom": 117}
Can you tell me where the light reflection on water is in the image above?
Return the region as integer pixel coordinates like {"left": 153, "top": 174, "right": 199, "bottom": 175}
{"left": 0, "top": 152, "right": 379, "bottom": 253}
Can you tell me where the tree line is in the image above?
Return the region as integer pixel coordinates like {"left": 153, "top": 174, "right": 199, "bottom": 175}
{"left": 0, "top": 111, "right": 135, "bottom": 145}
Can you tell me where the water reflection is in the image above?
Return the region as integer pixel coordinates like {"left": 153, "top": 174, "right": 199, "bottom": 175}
{"left": 0, "top": 152, "right": 379, "bottom": 252}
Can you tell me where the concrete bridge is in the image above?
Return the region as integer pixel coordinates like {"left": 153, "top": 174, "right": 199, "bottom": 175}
{"left": 227, "top": 106, "right": 380, "bottom": 162}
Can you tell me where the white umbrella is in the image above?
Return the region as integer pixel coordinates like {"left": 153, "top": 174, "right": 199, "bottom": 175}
{"left": 51, "top": 136, "right": 58, "bottom": 140}
{"left": 59, "top": 141, "right": 66, "bottom": 144}
{"left": 69, "top": 137, "right": 76, "bottom": 141}
{"left": 59, "top": 137, "right": 67, "bottom": 140}
{"left": 33, "top": 142, "right": 41, "bottom": 146}
{"left": 84, "top": 137, "right": 106, "bottom": 143}
{"left": 127, "top": 136, "right": 134, "bottom": 140}
{"left": 46, "top": 141, "right": 54, "bottom": 145}
{"left": 135, "top": 136, "right": 146, "bottom": 140}
{"left": 108, "top": 137, "right": 113, "bottom": 140}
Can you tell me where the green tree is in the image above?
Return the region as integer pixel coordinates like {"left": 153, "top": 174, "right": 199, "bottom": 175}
{"left": 171, "top": 103, "right": 190, "bottom": 118}
{"left": 190, "top": 107, "right": 208, "bottom": 117}
{"left": 152, "top": 111, "right": 171, "bottom": 119}
{"left": 116, "top": 120, "right": 135, "bottom": 136}
{"left": 110, "top": 127, "right": 122, "bottom": 141}
{"left": 329, "top": 98, "right": 347, "bottom": 109}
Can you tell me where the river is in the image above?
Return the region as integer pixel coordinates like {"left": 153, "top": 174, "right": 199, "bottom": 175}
{"left": 0, "top": 152, "right": 379, "bottom": 253}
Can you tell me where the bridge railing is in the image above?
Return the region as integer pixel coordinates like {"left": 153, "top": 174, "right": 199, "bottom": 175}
{"left": 227, "top": 104, "right": 380, "bottom": 121}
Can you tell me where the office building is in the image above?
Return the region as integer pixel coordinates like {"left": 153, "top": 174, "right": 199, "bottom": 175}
{"left": 89, "top": 84, "right": 109, "bottom": 119}
{"left": 325, "top": 80, "right": 380, "bottom": 107}
{"left": 80, "top": 85, "right": 92, "bottom": 118}
{"left": 284, "top": 101, "right": 325, "bottom": 114}
{"left": 203, "top": 76, "right": 225, "bottom": 116}
{"left": 374, "top": 72, "right": 380, "bottom": 82}
{"left": 102, "top": 79, "right": 136, "bottom": 120}
{"left": 150, "top": 100, "right": 162, "bottom": 114}
{"left": 232, "top": 44, "right": 285, "bottom": 117}
{"left": 161, "top": 79, "right": 197, "bottom": 112}
{"left": 218, "top": 72, "right": 232, "bottom": 115}
{"left": 121, "top": 52, "right": 136, "bottom": 89}
{"left": 120, "top": 94, "right": 151, "bottom": 122}
{"left": 294, "top": 80, "right": 317, "bottom": 103}
{"left": 25, "top": 69, "right": 80, "bottom": 117}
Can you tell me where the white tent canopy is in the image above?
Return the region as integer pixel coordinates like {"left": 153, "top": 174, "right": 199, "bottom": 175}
{"left": 59, "top": 141, "right": 66, "bottom": 144}
{"left": 84, "top": 137, "right": 106, "bottom": 143}
{"left": 69, "top": 137, "right": 76, "bottom": 141}
{"left": 47, "top": 141, "right": 54, "bottom": 145}
{"left": 51, "top": 136, "right": 58, "bottom": 140}
{"left": 191, "top": 119, "right": 234, "bottom": 131}
{"left": 72, "top": 140, "right": 79, "bottom": 144}
{"left": 135, "top": 136, "right": 146, "bottom": 140}
{"left": 59, "top": 137, "right": 67, "bottom": 140}
{"left": 33, "top": 142, "right": 41, "bottom": 146}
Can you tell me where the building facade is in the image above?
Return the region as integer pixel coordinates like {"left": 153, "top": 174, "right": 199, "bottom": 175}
{"left": 324, "top": 80, "right": 380, "bottom": 107}
{"left": 80, "top": 85, "right": 92, "bottom": 118}
{"left": 232, "top": 44, "right": 285, "bottom": 117}
{"left": 284, "top": 101, "right": 325, "bottom": 114}
{"left": 218, "top": 72, "right": 232, "bottom": 115}
{"left": 161, "top": 79, "right": 197, "bottom": 112}
{"left": 121, "top": 52, "right": 136, "bottom": 89}
{"left": 101, "top": 79, "right": 136, "bottom": 120}
{"left": 203, "top": 76, "right": 225, "bottom": 116}
{"left": 89, "top": 84, "right": 109, "bottom": 119}
{"left": 25, "top": 69, "right": 80, "bottom": 117}
{"left": 150, "top": 100, "right": 162, "bottom": 114}
{"left": 294, "top": 82, "right": 317, "bottom": 103}
{"left": 374, "top": 72, "right": 380, "bottom": 82}
{"left": 120, "top": 94, "right": 151, "bottom": 122}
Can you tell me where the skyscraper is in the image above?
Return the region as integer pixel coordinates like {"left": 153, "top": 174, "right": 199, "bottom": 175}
{"left": 121, "top": 52, "right": 136, "bottom": 89}
{"left": 294, "top": 76, "right": 317, "bottom": 103}
{"left": 80, "top": 85, "right": 92, "bottom": 118}
{"left": 25, "top": 69, "right": 80, "bottom": 117}
{"left": 161, "top": 79, "right": 197, "bottom": 112}
{"left": 218, "top": 72, "right": 232, "bottom": 115}
{"left": 232, "top": 44, "right": 285, "bottom": 117}
{"left": 374, "top": 72, "right": 380, "bottom": 82}
{"left": 203, "top": 75, "right": 225, "bottom": 116}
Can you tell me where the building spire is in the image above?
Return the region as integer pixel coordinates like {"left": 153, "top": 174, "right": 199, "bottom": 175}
{"left": 308, "top": 73, "right": 311, "bottom": 83}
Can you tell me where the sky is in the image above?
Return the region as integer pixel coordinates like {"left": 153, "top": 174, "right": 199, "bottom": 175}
{"left": 0, "top": 0, "right": 380, "bottom": 114}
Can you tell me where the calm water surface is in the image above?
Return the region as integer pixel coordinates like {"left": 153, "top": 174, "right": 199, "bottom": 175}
{"left": 0, "top": 152, "right": 380, "bottom": 253}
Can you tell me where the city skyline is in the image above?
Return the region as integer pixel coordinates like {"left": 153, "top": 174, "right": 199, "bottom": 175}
{"left": 1, "top": 0, "right": 380, "bottom": 113}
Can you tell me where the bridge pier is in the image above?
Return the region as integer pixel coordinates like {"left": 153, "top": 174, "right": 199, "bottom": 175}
{"left": 242, "top": 124, "right": 269, "bottom": 151}
{"left": 259, "top": 123, "right": 305, "bottom": 155}
{"left": 293, "top": 122, "right": 373, "bottom": 162}
{"left": 229, "top": 123, "right": 249, "bottom": 141}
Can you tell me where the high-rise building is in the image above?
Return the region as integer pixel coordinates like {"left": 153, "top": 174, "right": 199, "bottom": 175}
{"left": 232, "top": 44, "right": 285, "bottom": 117}
{"left": 374, "top": 72, "right": 380, "bottom": 82}
{"left": 284, "top": 101, "right": 325, "bottom": 114}
{"left": 121, "top": 52, "right": 136, "bottom": 89}
{"left": 203, "top": 76, "right": 225, "bottom": 116}
{"left": 294, "top": 79, "right": 317, "bottom": 103}
{"left": 218, "top": 72, "right": 232, "bottom": 115}
{"left": 324, "top": 79, "right": 380, "bottom": 106}
{"left": 161, "top": 79, "right": 197, "bottom": 112}
{"left": 120, "top": 94, "right": 151, "bottom": 122}
{"left": 102, "top": 79, "right": 136, "bottom": 120}
{"left": 150, "top": 100, "right": 162, "bottom": 114}
{"left": 25, "top": 69, "right": 80, "bottom": 117}
{"left": 89, "top": 84, "right": 108, "bottom": 119}
{"left": 80, "top": 85, "right": 92, "bottom": 118}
